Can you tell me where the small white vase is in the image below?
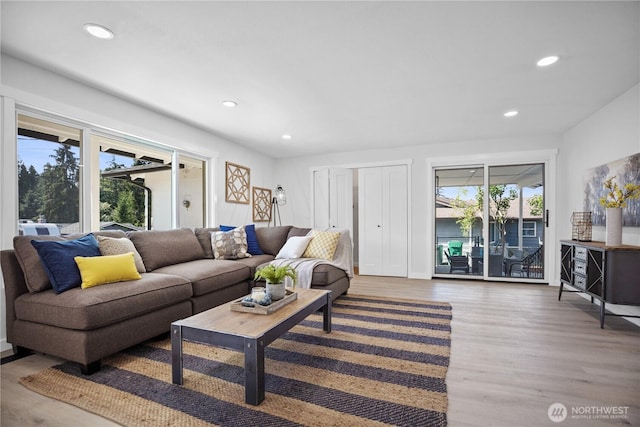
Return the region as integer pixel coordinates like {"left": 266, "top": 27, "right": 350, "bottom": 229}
{"left": 605, "top": 207, "right": 622, "bottom": 246}
{"left": 266, "top": 281, "right": 286, "bottom": 300}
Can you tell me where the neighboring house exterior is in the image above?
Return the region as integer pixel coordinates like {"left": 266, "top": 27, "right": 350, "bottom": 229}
{"left": 435, "top": 195, "right": 544, "bottom": 254}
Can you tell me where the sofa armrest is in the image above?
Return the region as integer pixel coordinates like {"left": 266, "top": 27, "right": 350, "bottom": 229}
{"left": 1, "top": 250, "right": 29, "bottom": 344}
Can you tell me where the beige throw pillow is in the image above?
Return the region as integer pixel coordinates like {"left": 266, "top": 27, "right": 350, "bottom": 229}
{"left": 97, "top": 235, "right": 146, "bottom": 273}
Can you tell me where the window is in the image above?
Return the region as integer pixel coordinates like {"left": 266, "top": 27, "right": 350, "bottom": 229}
{"left": 17, "top": 114, "right": 82, "bottom": 235}
{"left": 178, "top": 154, "right": 206, "bottom": 228}
{"left": 96, "top": 134, "right": 173, "bottom": 230}
{"left": 16, "top": 111, "right": 209, "bottom": 235}
{"left": 523, "top": 221, "right": 536, "bottom": 237}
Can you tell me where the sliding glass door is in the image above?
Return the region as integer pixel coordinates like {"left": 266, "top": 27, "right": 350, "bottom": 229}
{"left": 487, "top": 164, "right": 545, "bottom": 279}
{"left": 434, "top": 163, "right": 545, "bottom": 281}
{"left": 434, "top": 167, "right": 484, "bottom": 277}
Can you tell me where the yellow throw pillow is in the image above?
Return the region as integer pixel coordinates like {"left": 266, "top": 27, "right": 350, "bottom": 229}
{"left": 74, "top": 252, "right": 142, "bottom": 289}
{"left": 302, "top": 230, "right": 340, "bottom": 260}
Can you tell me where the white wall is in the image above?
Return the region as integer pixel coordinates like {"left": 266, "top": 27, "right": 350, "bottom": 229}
{"left": 275, "top": 134, "right": 562, "bottom": 279}
{"left": 560, "top": 84, "right": 640, "bottom": 246}
{"left": 0, "top": 55, "right": 277, "bottom": 352}
{"left": 559, "top": 84, "right": 640, "bottom": 325}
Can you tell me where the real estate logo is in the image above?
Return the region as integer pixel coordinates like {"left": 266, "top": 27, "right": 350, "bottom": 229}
{"left": 548, "top": 403, "right": 567, "bottom": 422}
{"left": 547, "top": 403, "right": 630, "bottom": 422}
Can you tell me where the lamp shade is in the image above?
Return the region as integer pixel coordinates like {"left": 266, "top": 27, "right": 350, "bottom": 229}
{"left": 275, "top": 185, "right": 286, "bottom": 205}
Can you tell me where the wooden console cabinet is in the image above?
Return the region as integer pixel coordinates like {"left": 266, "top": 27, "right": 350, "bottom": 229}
{"left": 559, "top": 240, "right": 640, "bottom": 328}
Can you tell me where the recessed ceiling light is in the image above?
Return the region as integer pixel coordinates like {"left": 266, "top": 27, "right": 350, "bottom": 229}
{"left": 504, "top": 110, "right": 519, "bottom": 118}
{"left": 222, "top": 100, "right": 237, "bottom": 107}
{"left": 537, "top": 56, "right": 559, "bottom": 67}
{"left": 282, "top": 134, "right": 292, "bottom": 140}
{"left": 83, "top": 23, "right": 114, "bottom": 40}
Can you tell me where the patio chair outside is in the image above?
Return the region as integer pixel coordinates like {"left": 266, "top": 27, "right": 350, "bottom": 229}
{"left": 448, "top": 240, "right": 463, "bottom": 256}
{"left": 508, "top": 246, "right": 544, "bottom": 278}
{"left": 445, "top": 249, "right": 469, "bottom": 274}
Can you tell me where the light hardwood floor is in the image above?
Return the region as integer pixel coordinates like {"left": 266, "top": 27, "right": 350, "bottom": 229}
{"left": 2, "top": 276, "right": 639, "bottom": 426}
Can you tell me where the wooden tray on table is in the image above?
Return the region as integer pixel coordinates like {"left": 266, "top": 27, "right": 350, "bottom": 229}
{"left": 230, "top": 289, "right": 298, "bottom": 314}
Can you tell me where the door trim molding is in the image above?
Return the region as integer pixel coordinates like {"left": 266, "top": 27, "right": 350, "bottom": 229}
{"left": 426, "top": 149, "right": 557, "bottom": 283}
{"left": 310, "top": 160, "right": 413, "bottom": 278}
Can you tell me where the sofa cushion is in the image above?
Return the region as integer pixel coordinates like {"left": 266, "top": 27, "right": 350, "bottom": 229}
{"left": 14, "top": 272, "right": 192, "bottom": 330}
{"left": 310, "top": 264, "right": 348, "bottom": 286}
{"left": 13, "top": 231, "right": 126, "bottom": 294}
{"left": 153, "top": 259, "right": 251, "bottom": 297}
{"left": 96, "top": 235, "right": 146, "bottom": 273}
{"left": 287, "top": 226, "right": 311, "bottom": 238}
{"left": 220, "top": 224, "right": 263, "bottom": 255}
{"left": 233, "top": 254, "right": 275, "bottom": 276}
{"left": 211, "top": 227, "right": 251, "bottom": 260}
{"left": 129, "top": 228, "right": 204, "bottom": 271}
{"left": 254, "top": 226, "right": 291, "bottom": 256}
{"left": 31, "top": 234, "right": 102, "bottom": 294}
{"left": 194, "top": 227, "right": 220, "bottom": 259}
{"left": 75, "top": 253, "right": 142, "bottom": 289}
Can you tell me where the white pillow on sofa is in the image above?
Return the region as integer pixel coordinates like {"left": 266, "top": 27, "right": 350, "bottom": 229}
{"left": 275, "top": 236, "right": 313, "bottom": 259}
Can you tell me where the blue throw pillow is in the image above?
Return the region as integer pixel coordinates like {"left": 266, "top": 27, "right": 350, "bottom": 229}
{"left": 31, "top": 234, "right": 101, "bottom": 294}
{"left": 219, "top": 224, "right": 263, "bottom": 255}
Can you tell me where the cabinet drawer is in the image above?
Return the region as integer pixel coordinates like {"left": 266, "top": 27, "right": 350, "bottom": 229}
{"left": 574, "top": 246, "right": 588, "bottom": 261}
{"left": 573, "top": 274, "right": 587, "bottom": 290}
{"left": 574, "top": 260, "right": 587, "bottom": 275}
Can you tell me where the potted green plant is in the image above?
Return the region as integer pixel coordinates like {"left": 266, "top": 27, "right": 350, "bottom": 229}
{"left": 254, "top": 264, "right": 297, "bottom": 300}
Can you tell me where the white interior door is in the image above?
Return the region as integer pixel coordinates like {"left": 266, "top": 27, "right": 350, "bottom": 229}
{"left": 329, "top": 168, "right": 353, "bottom": 235}
{"left": 358, "top": 167, "right": 383, "bottom": 275}
{"left": 359, "top": 165, "right": 408, "bottom": 276}
{"left": 383, "top": 165, "right": 408, "bottom": 276}
{"left": 313, "top": 168, "right": 330, "bottom": 229}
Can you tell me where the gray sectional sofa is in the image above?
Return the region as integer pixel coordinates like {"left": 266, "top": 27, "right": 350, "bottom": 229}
{"left": 0, "top": 225, "right": 350, "bottom": 374}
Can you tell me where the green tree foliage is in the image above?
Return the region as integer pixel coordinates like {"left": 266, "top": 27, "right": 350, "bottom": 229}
{"left": 18, "top": 161, "right": 41, "bottom": 220}
{"left": 454, "top": 185, "right": 518, "bottom": 255}
{"left": 100, "top": 157, "right": 146, "bottom": 227}
{"left": 479, "top": 184, "right": 518, "bottom": 255}
{"left": 111, "top": 190, "right": 138, "bottom": 225}
{"left": 39, "top": 145, "right": 79, "bottom": 223}
{"left": 528, "top": 194, "right": 543, "bottom": 216}
{"left": 452, "top": 189, "right": 481, "bottom": 236}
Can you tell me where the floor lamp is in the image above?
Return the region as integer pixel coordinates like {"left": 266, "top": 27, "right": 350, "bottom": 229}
{"left": 270, "top": 185, "right": 286, "bottom": 227}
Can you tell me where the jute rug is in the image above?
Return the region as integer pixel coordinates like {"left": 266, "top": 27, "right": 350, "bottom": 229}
{"left": 20, "top": 295, "right": 451, "bottom": 426}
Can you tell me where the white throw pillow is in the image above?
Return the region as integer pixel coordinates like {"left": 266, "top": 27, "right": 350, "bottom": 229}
{"left": 275, "top": 236, "right": 313, "bottom": 259}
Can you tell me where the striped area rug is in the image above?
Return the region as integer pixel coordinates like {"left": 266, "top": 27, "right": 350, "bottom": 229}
{"left": 20, "top": 295, "right": 451, "bottom": 426}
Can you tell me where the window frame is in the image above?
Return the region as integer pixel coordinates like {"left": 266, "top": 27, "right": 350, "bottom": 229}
{"left": 14, "top": 107, "right": 210, "bottom": 235}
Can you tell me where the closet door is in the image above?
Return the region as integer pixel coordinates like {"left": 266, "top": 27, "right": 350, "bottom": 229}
{"left": 313, "top": 168, "right": 353, "bottom": 236}
{"left": 383, "top": 165, "right": 408, "bottom": 276}
{"left": 358, "top": 168, "right": 383, "bottom": 275}
{"left": 358, "top": 165, "right": 408, "bottom": 276}
{"left": 313, "top": 169, "right": 330, "bottom": 229}
{"left": 329, "top": 168, "right": 353, "bottom": 232}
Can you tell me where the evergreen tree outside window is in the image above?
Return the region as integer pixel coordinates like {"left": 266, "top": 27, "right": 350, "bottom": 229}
{"left": 17, "top": 115, "right": 81, "bottom": 233}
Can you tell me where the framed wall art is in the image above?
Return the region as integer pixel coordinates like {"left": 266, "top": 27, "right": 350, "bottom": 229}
{"left": 583, "top": 153, "right": 640, "bottom": 226}
{"left": 252, "top": 186, "right": 272, "bottom": 222}
{"left": 225, "top": 161, "right": 250, "bottom": 204}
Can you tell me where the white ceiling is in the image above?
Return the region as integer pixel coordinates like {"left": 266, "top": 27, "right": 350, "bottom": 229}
{"left": 2, "top": 1, "right": 638, "bottom": 158}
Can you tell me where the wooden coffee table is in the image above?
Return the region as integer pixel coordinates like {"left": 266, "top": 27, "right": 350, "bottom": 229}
{"left": 171, "top": 288, "right": 332, "bottom": 405}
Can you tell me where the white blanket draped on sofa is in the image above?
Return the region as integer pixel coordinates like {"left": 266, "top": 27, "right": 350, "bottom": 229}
{"left": 267, "top": 228, "right": 354, "bottom": 289}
